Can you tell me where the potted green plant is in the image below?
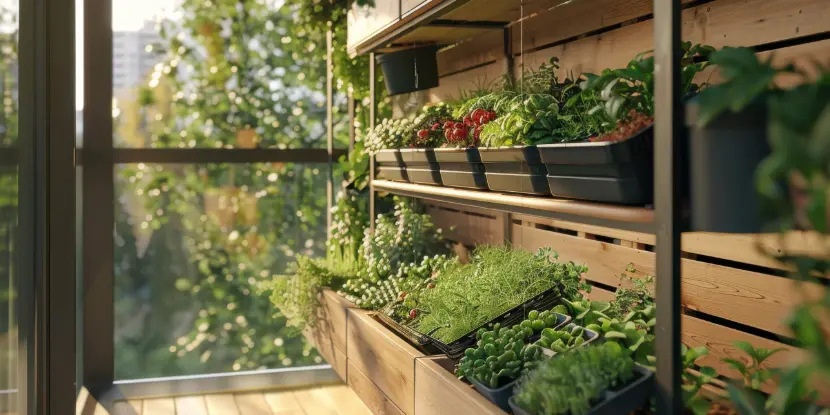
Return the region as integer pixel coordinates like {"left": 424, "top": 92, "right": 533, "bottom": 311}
{"left": 365, "top": 118, "right": 414, "bottom": 182}
{"left": 537, "top": 43, "right": 713, "bottom": 205}
{"left": 455, "top": 322, "right": 546, "bottom": 411}
{"left": 432, "top": 103, "right": 495, "bottom": 189}
{"left": 458, "top": 59, "right": 579, "bottom": 195}
{"left": 687, "top": 46, "right": 793, "bottom": 233}
{"left": 402, "top": 103, "right": 453, "bottom": 186}
{"left": 509, "top": 342, "right": 654, "bottom": 415}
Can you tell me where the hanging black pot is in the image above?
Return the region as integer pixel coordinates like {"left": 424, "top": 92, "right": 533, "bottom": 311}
{"left": 376, "top": 45, "right": 439, "bottom": 96}
{"left": 686, "top": 98, "right": 770, "bottom": 233}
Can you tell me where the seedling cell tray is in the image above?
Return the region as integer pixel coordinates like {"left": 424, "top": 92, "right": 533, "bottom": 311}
{"left": 539, "top": 323, "right": 599, "bottom": 357}
{"left": 537, "top": 125, "right": 654, "bottom": 204}
{"left": 434, "top": 147, "right": 488, "bottom": 189}
{"left": 376, "top": 149, "right": 409, "bottom": 182}
{"left": 508, "top": 365, "right": 654, "bottom": 415}
{"left": 427, "top": 283, "right": 565, "bottom": 359}
{"left": 470, "top": 377, "right": 517, "bottom": 412}
{"left": 375, "top": 305, "right": 441, "bottom": 354}
{"left": 401, "top": 148, "right": 443, "bottom": 186}
{"left": 478, "top": 146, "right": 550, "bottom": 195}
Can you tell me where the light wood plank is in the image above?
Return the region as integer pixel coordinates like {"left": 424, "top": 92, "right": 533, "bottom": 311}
{"left": 113, "top": 400, "right": 143, "bottom": 415}
{"left": 513, "top": 223, "right": 827, "bottom": 337}
{"left": 143, "top": 398, "right": 175, "bottom": 415}
{"left": 263, "top": 390, "right": 305, "bottom": 415}
{"left": 324, "top": 385, "right": 374, "bottom": 415}
{"left": 175, "top": 396, "right": 208, "bottom": 415}
{"left": 347, "top": 361, "right": 405, "bottom": 415}
{"left": 233, "top": 393, "right": 271, "bottom": 415}
{"left": 415, "top": 357, "right": 505, "bottom": 415}
{"left": 347, "top": 309, "right": 422, "bottom": 415}
{"left": 205, "top": 394, "right": 241, "bottom": 415}
{"left": 293, "top": 389, "right": 339, "bottom": 415}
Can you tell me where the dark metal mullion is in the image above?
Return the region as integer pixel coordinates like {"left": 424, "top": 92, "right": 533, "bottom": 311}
{"left": 83, "top": 0, "right": 115, "bottom": 395}
{"left": 653, "top": 0, "right": 684, "bottom": 412}
{"left": 100, "top": 148, "right": 347, "bottom": 164}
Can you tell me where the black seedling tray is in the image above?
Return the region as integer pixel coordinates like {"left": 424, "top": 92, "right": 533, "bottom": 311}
{"left": 537, "top": 125, "right": 654, "bottom": 204}
{"left": 508, "top": 365, "right": 654, "bottom": 415}
{"left": 376, "top": 149, "right": 409, "bottom": 182}
{"left": 479, "top": 146, "right": 549, "bottom": 195}
{"left": 427, "top": 283, "right": 565, "bottom": 359}
{"left": 401, "top": 148, "right": 443, "bottom": 185}
{"left": 434, "top": 148, "right": 487, "bottom": 189}
{"left": 375, "top": 305, "right": 441, "bottom": 354}
{"left": 470, "top": 377, "right": 518, "bottom": 412}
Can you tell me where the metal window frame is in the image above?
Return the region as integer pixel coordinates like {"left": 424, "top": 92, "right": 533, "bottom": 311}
{"left": 17, "top": 0, "right": 78, "bottom": 411}
{"left": 82, "top": 0, "right": 344, "bottom": 404}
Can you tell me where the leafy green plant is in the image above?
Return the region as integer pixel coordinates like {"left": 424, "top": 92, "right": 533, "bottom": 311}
{"left": 266, "top": 255, "right": 351, "bottom": 331}
{"left": 535, "top": 323, "right": 590, "bottom": 353}
{"left": 583, "top": 43, "right": 713, "bottom": 141}
{"left": 722, "top": 341, "right": 786, "bottom": 390}
{"left": 696, "top": 47, "right": 797, "bottom": 127}
{"left": 339, "top": 254, "right": 452, "bottom": 310}
{"left": 682, "top": 344, "right": 718, "bottom": 415}
{"left": 455, "top": 322, "right": 545, "bottom": 388}
{"left": 513, "top": 342, "right": 636, "bottom": 415}
{"left": 410, "top": 246, "right": 589, "bottom": 343}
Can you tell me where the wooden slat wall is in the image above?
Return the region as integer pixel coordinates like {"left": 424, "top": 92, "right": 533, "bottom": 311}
{"left": 426, "top": 204, "right": 830, "bottom": 398}
{"left": 408, "top": 0, "right": 830, "bottom": 401}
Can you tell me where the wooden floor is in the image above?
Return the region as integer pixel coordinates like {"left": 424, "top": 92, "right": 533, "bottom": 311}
{"left": 107, "top": 384, "right": 372, "bottom": 415}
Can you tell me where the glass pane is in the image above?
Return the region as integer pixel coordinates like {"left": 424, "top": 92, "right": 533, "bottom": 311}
{"left": 0, "top": 1, "right": 18, "bottom": 412}
{"left": 114, "top": 162, "right": 327, "bottom": 379}
{"left": 111, "top": 0, "right": 330, "bottom": 149}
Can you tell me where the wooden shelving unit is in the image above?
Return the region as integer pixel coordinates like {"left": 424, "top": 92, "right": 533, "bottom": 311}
{"left": 373, "top": 179, "right": 655, "bottom": 233}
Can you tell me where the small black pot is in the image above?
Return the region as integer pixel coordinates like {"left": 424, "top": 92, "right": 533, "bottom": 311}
{"left": 470, "top": 377, "right": 517, "bottom": 412}
{"left": 538, "top": 126, "right": 654, "bottom": 205}
{"left": 686, "top": 99, "right": 769, "bottom": 233}
{"left": 376, "top": 45, "right": 440, "bottom": 96}
{"left": 375, "top": 149, "right": 409, "bottom": 182}
{"left": 509, "top": 365, "right": 654, "bottom": 415}
{"left": 434, "top": 147, "right": 488, "bottom": 189}
{"left": 479, "top": 146, "right": 549, "bottom": 195}
{"left": 400, "top": 148, "right": 442, "bottom": 185}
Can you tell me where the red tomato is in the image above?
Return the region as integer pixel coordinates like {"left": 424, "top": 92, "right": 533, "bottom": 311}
{"left": 417, "top": 129, "right": 429, "bottom": 139}
{"left": 409, "top": 309, "right": 418, "bottom": 319}
{"left": 431, "top": 122, "right": 441, "bottom": 131}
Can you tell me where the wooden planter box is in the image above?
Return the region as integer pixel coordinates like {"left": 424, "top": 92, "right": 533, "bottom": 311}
{"left": 415, "top": 356, "right": 506, "bottom": 415}
{"left": 348, "top": 309, "right": 424, "bottom": 415}
{"left": 302, "top": 289, "right": 355, "bottom": 381}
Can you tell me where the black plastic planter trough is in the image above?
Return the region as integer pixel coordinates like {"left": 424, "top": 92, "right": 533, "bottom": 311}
{"left": 508, "top": 365, "right": 655, "bottom": 415}
{"left": 434, "top": 147, "right": 488, "bottom": 189}
{"left": 478, "top": 146, "right": 550, "bottom": 195}
{"left": 375, "top": 149, "right": 409, "bottom": 182}
{"left": 400, "top": 148, "right": 443, "bottom": 186}
{"left": 376, "top": 45, "right": 440, "bottom": 96}
{"left": 537, "top": 126, "right": 654, "bottom": 205}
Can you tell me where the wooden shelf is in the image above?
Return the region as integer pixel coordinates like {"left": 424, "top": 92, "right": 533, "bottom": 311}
{"left": 350, "top": 0, "right": 572, "bottom": 55}
{"left": 373, "top": 179, "right": 655, "bottom": 233}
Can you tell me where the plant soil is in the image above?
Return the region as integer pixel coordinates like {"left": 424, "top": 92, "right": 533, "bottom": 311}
{"left": 590, "top": 110, "right": 653, "bottom": 143}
